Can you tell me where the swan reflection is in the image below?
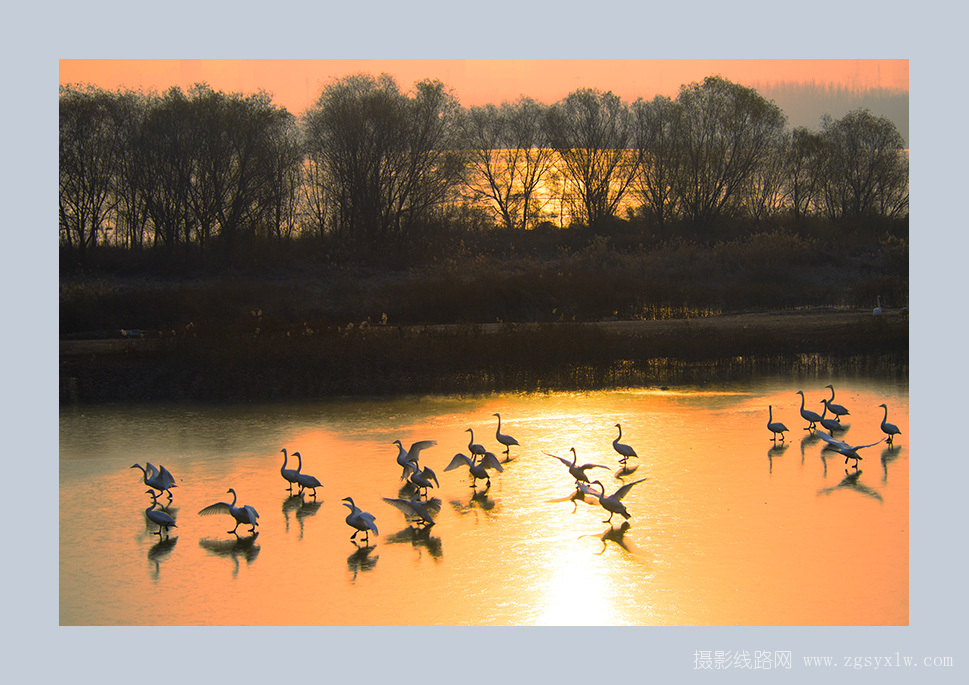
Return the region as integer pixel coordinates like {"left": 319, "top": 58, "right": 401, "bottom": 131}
{"left": 580, "top": 521, "right": 634, "bottom": 555}
{"left": 450, "top": 488, "right": 497, "bottom": 517}
{"left": 384, "top": 526, "right": 443, "bottom": 561}
{"left": 817, "top": 469, "right": 883, "bottom": 502}
{"left": 147, "top": 536, "right": 177, "bottom": 580}
{"left": 347, "top": 545, "right": 378, "bottom": 581}
{"left": 767, "top": 443, "right": 789, "bottom": 472}
{"left": 199, "top": 532, "right": 261, "bottom": 577}
{"left": 881, "top": 445, "right": 902, "bottom": 482}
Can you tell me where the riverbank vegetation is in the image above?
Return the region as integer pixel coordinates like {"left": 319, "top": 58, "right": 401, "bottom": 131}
{"left": 59, "top": 72, "right": 908, "bottom": 402}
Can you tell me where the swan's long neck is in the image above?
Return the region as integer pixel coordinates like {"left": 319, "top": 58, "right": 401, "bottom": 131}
{"left": 799, "top": 393, "right": 805, "bottom": 411}
{"left": 228, "top": 489, "right": 237, "bottom": 507}
{"left": 615, "top": 424, "right": 622, "bottom": 443}
{"left": 295, "top": 453, "right": 302, "bottom": 471}
{"left": 882, "top": 405, "right": 889, "bottom": 422}
{"left": 281, "top": 450, "right": 288, "bottom": 469}
{"left": 496, "top": 415, "right": 502, "bottom": 430}
{"left": 768, "top": 406, "right": 773, "bottom": 421}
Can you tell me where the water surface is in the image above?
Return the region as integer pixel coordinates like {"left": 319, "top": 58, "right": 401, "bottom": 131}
{"left": 59, "top": 378, "right": 907, "bottom": 625}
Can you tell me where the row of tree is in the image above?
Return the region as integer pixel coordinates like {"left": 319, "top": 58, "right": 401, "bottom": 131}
{"left": 60, "top": 74, "right": 908, "bottom": 264}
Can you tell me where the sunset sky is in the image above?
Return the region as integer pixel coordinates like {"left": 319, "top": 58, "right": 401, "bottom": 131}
{"left": 60, "top": 59, "right": 908, "bottom": 116}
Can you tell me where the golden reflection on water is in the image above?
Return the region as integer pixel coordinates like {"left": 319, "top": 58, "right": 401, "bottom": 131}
{"left": 59, "top": 380, "right": 908, "bottom": 625}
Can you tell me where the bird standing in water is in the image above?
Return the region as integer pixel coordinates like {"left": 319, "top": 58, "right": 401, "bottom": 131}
{"left": 145, "top": 490, "right": 177, "bottom": 537}
{"left": 878, "top": 403, "right": 902, "bottom": 444}
{"left": 767, "top": 406, "right": 789, "bottom": 442}
{"left": 493, "top": 413, "right": 520, "bottom": 459}
{"left": 198, "top": 488, "right": 260, "bottom": 535}
{"left": 342, "top": 497, "right": 378, "bottom": 544}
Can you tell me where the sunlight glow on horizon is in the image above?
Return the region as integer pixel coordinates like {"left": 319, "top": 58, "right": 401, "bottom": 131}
{"left": 60, "top": 59, "right": 908, "bottom": 116}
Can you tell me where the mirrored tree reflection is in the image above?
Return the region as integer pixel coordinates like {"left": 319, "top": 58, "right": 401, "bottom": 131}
{"left": 199, "top": 533, "right": 261, "bottom": 578}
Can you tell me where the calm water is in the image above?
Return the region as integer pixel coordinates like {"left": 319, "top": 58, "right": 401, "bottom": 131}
{"left": 59, "top": 377, "right": 908, "bottom": 625}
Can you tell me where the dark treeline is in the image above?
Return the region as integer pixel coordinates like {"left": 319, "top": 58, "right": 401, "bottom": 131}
{"left": 60, "top": 73, "right": 908, "bottom": 271}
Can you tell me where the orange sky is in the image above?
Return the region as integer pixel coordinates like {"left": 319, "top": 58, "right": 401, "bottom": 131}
{"left": 60, "top": 59, "right": 908, "bottom": 115}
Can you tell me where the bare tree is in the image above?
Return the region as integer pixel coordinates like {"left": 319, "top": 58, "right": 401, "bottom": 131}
{"left": 816, "top": 108, "right": 908, "bottom": 220}
{"left": 59, "top": 85, "right": 120, "bottom": 261}
{"left": 302, "top": 73, "right": 465, "bottom": 250}
{"left": 462, "top": 98, "right": 555, "bottom": 230}
{"left": 632, "top": 95, "right": 684, "bottom": 230}
{"left": 544, "top": 88, "right": 639, "bottom": 228}
{"left": 673, "top": 76, "right": 787, "bottom": 229}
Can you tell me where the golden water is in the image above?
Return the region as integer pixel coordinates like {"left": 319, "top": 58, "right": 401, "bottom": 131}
{"left": 59, "top": 379, "right": 907, "bottom": 625}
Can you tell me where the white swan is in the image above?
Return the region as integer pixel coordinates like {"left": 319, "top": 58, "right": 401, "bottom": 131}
{"left": 131, "top": 462, "right": 177, "bottom": 499}
{"left": 145, "top": 490, "right": 177, "bottom": 537}
{"left": 818, "top": 401, "right": 845, "bottom": 434}
{"left": 767, "top": 405, "right": 789, "bottom": 441}
{"left": 465, "top": 428, "right": 487, "bottom": 460}
{"left": 796, "top": 390, "right": 823, "bottom": 430}
{"left": 823, "top": 385, "right": 850, "bottom": 420}
{"left": 444, "top": 451, "right": 504, "bottom": 488}
{"left": 393, "top": 439, "right": 437, "bottom": 480}
{"left": 547, "top": 447, "right": 610, "bottom": 486}
{"left": 293, "top": 451, "right": 323, "bottom": 497}
{"left": 198, "top": 488, "right": 260, "bottom": 535}
{"left": 586, "top": 478, "right": 649, "bottom": 524}
{"left": 815, "top": 431, "right": 885, "bottom": 466}
{"left": 493, "top": 413, "right": 520, "bottom": 457}
{"left": 407, "top": 460, "right": 439, "bottom": 498}
{"left": 383, "top": 495, "right": 441, "bottom": 526}
{"left": 873, "top": 295, "right": 883, "bottom": 316}
{"left": 280, "top": 448, "right": 300, "bottom": 491}
{"left": 612, "top": 423, "right": 638, "bottom": 464}
{"left": 878, "top": 403, "right": 902, "bottom": 444}
{"left": 342, "top": 497, "right": 378, "bottom": 544}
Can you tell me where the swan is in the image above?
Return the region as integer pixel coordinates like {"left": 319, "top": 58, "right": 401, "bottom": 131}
{"left": 444, "top": 451, "right": 504, "bottom": 488}
{"left": 878, "top": 403, "right": 902, "bottom": 444}
{"left": 293, "top": 451, "right": 322, "bottom": 497}
{"left": 612, "top": 423, "right": 638, "bottom": 464}
{"left": 823, "top": 385, "right": 850, "bottom": 420}
{"left": 873, "top": 295, "right": 883, "bottom": 316}
{"left": 393, "top": 439, "right": 437, "bottom": 480}
{"left": 767, "top": 406, "right": 789, "bottom": 441}
{"left": 818, "top": 401, "right": 845, "bottom": 434}
{"left": 547, "top": 447, "right": 610, "bottom": 486}
{"left": 407, "top": 460, "right": 439, "bottom": 498}
{"left": 342, "top": 497, "right": 378, "bottom": 544}
{"left": 280, "top": 448, "right": 300, "bottom": 492}
{"left": 131, "top": 462, "right": 177, "bottom": 499}
{"left": 795, "top": 390, "right": 823, "bottom": 430}
{"left": 145, "top": 490, "right": 177, "bottom": 537}
{"left": 587, "top": 478, "right": 649, "bottom": 524}
{"left": 465, "top": 428, "right": 487, "bottom": 460}
{"left": 198, "top": 488, "right": 260, "bottom": 535}
{"left": 493, "top": 413, "right": 520, "bottom": 457}
{"left": 383, "top": 495, "right": 442, "bottom": 527}
{"left": 815, "top": 431, "right": 885, "bottom": 466}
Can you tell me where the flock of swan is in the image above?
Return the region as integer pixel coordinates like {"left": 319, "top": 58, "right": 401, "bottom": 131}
{"left": 767, "top": 384, "right": 903, "bottom": 466}
{"left": 131, "top": 411, "right": 653, "bottom": 544}
{"left": 131, "top": 392, "right": 902, "bottom": 546}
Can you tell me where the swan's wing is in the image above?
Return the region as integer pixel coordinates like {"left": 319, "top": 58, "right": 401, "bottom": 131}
{"left": 545, "top": 452, "right": 571, "bottom": 468}
{"left": 480, "top": 452, "right": 504, "bottom": 472}
{"left": 579, "top": 462, "right": 611, "bottom": 471}
{"left": 816, "top": 432, "right": 850, "bottom": 450}
{"left": 408, "top": 440, "right": 437, "bottom": 459}
{"left": 198, "top": 501, "right": 230, "bottom": 516}
{"left": 359, "top": 512, "right": 378, "bottom": 534}
{"left": 423, "top": 466, "right": 439, "bottom": 487}
{"left": 613, "top": 477, "right": 648, "bottom": 500}
{"left": 243, "top": 505, "right": 260, "bottom": 522}
{"left": 145, "top": 462, "right": 158, "bottom": 477}
{"left": 444, "top": 454, "right": 473, "bottom": 471}
{"left": 423, "top": 497, "right": 442, "bottom": 518}
{"left": 576, "top": 481, "right": 600, "bottom": 500}
{"left": 158, "top": 465, "right": 177, "bottom": 488}
{"left": 383, "top": 497, "right": 420, "bottom": 517}
{"left": 853, "top": 439, "right": 886, "bottom": 451}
